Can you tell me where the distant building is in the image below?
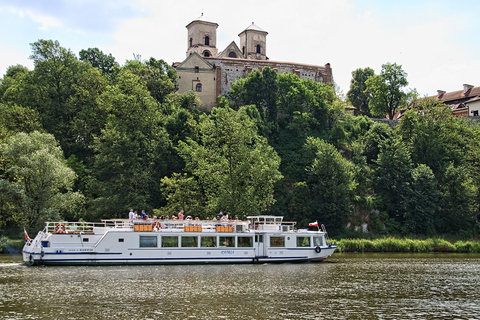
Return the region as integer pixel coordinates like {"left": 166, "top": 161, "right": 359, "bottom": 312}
{"left": 429, "top": 84, "right": 480, "bottom": 116}
{"left": 174, "top": 14, "right": 333, "bottom": 111}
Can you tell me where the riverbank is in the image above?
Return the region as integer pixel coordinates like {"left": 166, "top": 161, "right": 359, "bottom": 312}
{"left": 331, "top": 237, "right": 480, "bottom": 253}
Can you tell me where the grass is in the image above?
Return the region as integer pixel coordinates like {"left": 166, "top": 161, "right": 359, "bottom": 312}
{"left": 331, "top": 237, "right": 480, "bottom": 253}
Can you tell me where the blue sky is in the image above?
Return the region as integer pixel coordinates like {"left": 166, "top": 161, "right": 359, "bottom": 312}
{"left": 1, "top": 0, "right": 479, "bottom": 97}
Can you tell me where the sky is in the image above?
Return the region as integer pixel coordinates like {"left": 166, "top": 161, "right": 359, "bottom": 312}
{"left": 0, "top": 0, "right": 479, "bottom": 98}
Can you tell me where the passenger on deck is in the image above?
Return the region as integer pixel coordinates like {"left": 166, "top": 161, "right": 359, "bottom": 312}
{"left": 129, "top": 209, "right": 134, "bottom": 220}
{"left": 178, "top": 210, "right": 184, "bottom": 220}
{"left": 133, "top": 210, "right": 138, "bottom": 219}
{"left": 160, "top": 215, "right": 164, "bottom": 220}
{"left": 140, "top": 210, "right": 146, "bottom": 219}
{"left": 165, "top": 215, "right": 169, "bottom": 220}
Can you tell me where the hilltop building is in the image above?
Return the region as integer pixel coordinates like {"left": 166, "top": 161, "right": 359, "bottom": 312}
{"left": 174, "top": 14, "right": 333, "bottom": 111}
{"left": 430, "top": 84, "right": 480, "bottom": 116}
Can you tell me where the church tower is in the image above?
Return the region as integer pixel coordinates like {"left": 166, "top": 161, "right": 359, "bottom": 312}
{"left": 238, "top": 22, "right": 268, "bottom": 60}
{"left": 186, "top": 14, "right": 219, "bottom": 58}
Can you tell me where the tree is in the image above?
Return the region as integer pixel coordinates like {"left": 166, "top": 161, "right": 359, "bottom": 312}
{"left": 92, "top": 70, "right": 172, "bottom": 218}
{"left": 365, "top": 62, "right": 410, "bottom": 119}
{"left": 177, "top": 106, "right": 283, "bottom": 217}
{"left": 227, "top": 67, "right": 278, "bottom": 122}
{"left": 79, "top": 47, "right": 119, "bottom": 76}
{"left": 160, "top": 173, "right": 205, "bottom": 217}
{"left": 347, "top": 67, "right": 375, "bottom": 116}
{"left": 0, "top": 131, "right": 84, "bottom": 233}
{"left": 122, "top": 58, "right": 177, "bottom": 104}
{"left": 438, "top": 164, "right": 478, "bottom": 236}
{"left": 304, "top": 137, "right": 356, "bottom": 234}
{"left": 374, "top": 138, "right": 413, "bottom": 233}
{"left": 404, "top": 164, "right": 439, "bottom": 235}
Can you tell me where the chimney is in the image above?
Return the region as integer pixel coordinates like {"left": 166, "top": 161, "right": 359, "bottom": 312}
{"left": 463, "top": 84, "right": 474, "bottom": 96}
{"left": 437, "top": 90, "right": 446, "bottom": 99}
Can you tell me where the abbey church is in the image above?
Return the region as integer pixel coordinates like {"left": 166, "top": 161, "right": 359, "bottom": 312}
{"left": 174, "top": 14, "right": 333, "bottom": 111}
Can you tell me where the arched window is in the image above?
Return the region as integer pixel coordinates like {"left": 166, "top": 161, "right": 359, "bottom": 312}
{"left": 205, "top": 36, "right": 210, "bottom": 46}
{"left": 256, "top": 45, "right": 261, "bottom": 54}
{"left": 203, "top": 51, "right": 211, "bottom": 57}
{"left": 196, "top": 83, "right": 202, "bottom": 92}
{"left": 228, "top": 52, "right": 237, "bottom": 58}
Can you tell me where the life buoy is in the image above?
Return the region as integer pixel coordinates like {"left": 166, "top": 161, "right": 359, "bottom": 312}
{"left": 55, "top": 223, "right": 66, "bottom": 234}
{"left": 315, "top": 246, "right": 322, "bottom": 253}
{"left": 152, "top": 221, "right": 161, "bottom": 231}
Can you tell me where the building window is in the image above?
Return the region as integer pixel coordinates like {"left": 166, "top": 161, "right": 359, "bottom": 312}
{"left": 194, "top": 66, "right": 199, "bottom": 73}
{"left": 205, "top": 36, "right": 210, "bottom": 46}
{"left": 229, "top": 52, "right": 237, "bottom": 58}
{"left": 473, "top": 110, "right": 479, "bottom": 116}
{"left": 189, "top": 38, "right": 193, "bottom": 47}
{"left": 196, "top": 83, "right": 202, "bottom": 92}
{"left": 256, "top": 44, "right": 261, "bottom": 54}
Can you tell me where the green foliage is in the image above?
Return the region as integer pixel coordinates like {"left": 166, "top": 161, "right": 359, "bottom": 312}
{"left": 92, "top": 70, "right": 173, "bottom": 218}
{"left": 0, "top": 131, "right": 84, "bottom": 233}
{"left": 374, "top": 138, "right": 413, "bottom": 232}
{"left": 332, "top": 237, "right": 480, "bottom": 253}
{"left": 365, "top": 62, "right": 411, "bottom": 119}
{"left": 304, "top": 138, "right": 356, "bottom": 234}
{"left": 160, "top": 173, "right": 205, "bottom": 217}
{"left": 177, "top": 106, "right": 283, "bottom": 217}
{"left": 79, "top": 47, "right": 119, "bottom": 76}
{"left": 347, "top": 67, "right": 375, "bottom": 116}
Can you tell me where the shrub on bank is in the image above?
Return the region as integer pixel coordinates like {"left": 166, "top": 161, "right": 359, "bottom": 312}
{"left": 0, "top": 237, "right": 24, "bottom": 254}
{"left": 332, "top": 237, "right": 480, "bottom": 253}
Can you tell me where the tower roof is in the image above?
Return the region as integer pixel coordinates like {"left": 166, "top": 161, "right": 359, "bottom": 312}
{"left": 239, "top": 22, "right": 268, "bottom": 34}
{"left": 186, "top": 13, "right": 218, "bottom": 28}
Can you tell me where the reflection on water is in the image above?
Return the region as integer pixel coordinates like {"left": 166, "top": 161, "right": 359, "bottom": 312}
{"left": 1, "top": 253, "right": 479, "bottom": 319}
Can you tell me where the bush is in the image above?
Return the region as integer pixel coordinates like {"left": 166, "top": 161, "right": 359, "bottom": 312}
{"left": 331, "top": 237, "right": 480, "bottom": 253}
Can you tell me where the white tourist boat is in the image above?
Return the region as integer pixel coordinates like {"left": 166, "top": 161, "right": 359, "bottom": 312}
{"left": 22, "top": 216, "right": 337, "bottom": 266}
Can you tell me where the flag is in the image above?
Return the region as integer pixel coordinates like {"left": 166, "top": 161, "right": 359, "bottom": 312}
{"left": 24, "top": 227, "right": 31, "bottom": 241}
{"left": 309, "top": 221, "right": 318, "bottom": 227}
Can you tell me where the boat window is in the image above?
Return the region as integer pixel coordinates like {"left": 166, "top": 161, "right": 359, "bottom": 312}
{"left": 139, "top": 236, "right": 157, "bottom": 248}
{"left": 201, "top": 236, "right": 216, "bottom": 247}
{"left": 270, "top": 236, "right": 285, "bottom": 247}
{"left": 83, "top": 238, "right": 89, "bottom": 242}
{"left": 296, "top": 236, "right": 311, "bottom": 247}
{"left": 219, "top": 236, "right": 234, "bottom": 247}
{"left": 313, "top": 237, "right": 323, "bottom": 247}
{"left": 161, "top": 236, "right": 178, "bottom": 248}
{"left": 118, "top": 238, "right": 124, "bottom": 243}
{"left": 181, "top": 236, "right": 198, "bottom": 247}
{"left": 238, "top": 236, "right": 253, "bottom": 247}
{"left": 255, "top": 235, "right": 263, "bottom": 243}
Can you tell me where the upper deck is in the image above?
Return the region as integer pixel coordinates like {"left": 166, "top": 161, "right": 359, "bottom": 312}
{"left": 42, "top": 215, "right": 304, "bottom": 235}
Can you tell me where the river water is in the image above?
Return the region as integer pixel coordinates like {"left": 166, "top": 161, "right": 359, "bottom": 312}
{"left": 1, "top": 253, "right": 479, "bottom": 319}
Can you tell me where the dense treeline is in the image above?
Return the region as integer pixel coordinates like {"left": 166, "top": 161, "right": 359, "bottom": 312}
{"left": 1, "top": 40, "right": 479, "bottom": 240}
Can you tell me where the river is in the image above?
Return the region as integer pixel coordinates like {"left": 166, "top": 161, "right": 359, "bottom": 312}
{"left": 1, "top": 253, "right": 479, "bottom": 319}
